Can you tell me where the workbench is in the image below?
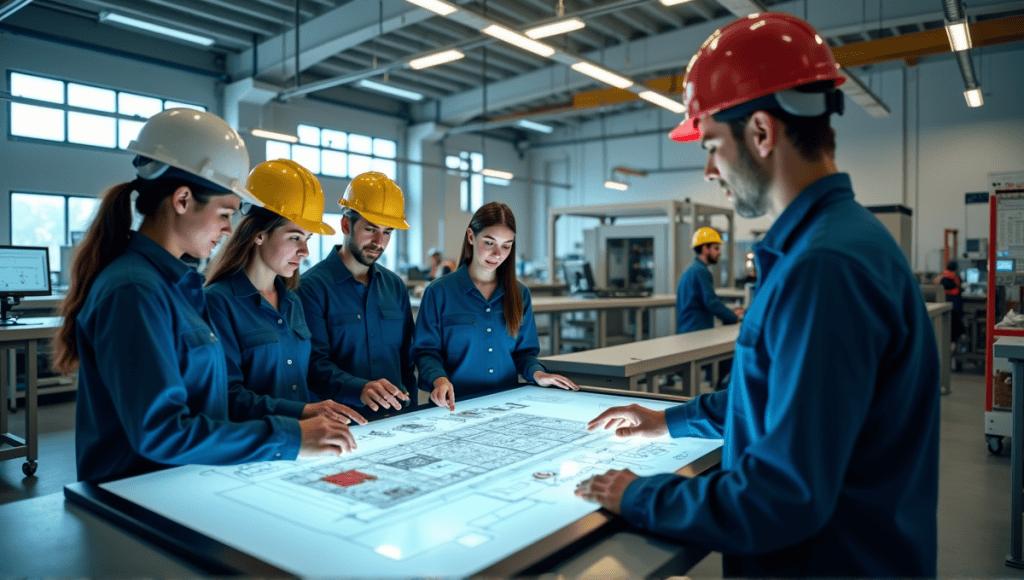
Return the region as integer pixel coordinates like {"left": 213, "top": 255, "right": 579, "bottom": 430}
{"left": 0, "top": 317, "right": 62, "bottom": 476}
{"left": 927, "top": 302, "right": 953, "bottom": 395}
{"left": 991, "top": 337, "right": 1024, "bottom": 570}
{"left": 541, "top": 326, "right": 739, "bottom": 396}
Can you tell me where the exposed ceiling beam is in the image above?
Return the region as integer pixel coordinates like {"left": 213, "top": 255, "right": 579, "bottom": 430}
{"left": 0, "top": 0, "right": 34, "bottom": 21}
{"left": 228, "top": 0, "right": 474, "bottom": 83}
{"left": 831, "top": 15, "right": 1024, "bottom": 67}
{"left": 249, "top": 0, "right": 316, "bottom": 19}
{"left": 124, "top": 0, "right": 280, "bottom": 36}
{"left": 190, "top": 0, "right": 295, "bottom": 27}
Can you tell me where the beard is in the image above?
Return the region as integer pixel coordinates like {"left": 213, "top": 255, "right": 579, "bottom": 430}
{"left": 348, "top": 237, "right": 383, "bottom": 267}
{"left": 706, "top": 254, "right": 719, "bottom": 264}
{"left": 723, "top": 141, "right": 771, "bottom": 218}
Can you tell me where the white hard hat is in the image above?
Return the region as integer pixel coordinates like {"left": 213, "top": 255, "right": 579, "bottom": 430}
{"left": 127, "top": 108, "right": 261, "bottom": 206}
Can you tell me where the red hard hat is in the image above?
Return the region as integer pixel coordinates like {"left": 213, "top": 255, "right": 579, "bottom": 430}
{"left": 669, "top": 12, "right": 846, "bottom": 142}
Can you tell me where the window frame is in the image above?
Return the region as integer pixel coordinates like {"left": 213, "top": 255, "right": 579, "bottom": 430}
{"left": 9, "top": 191, "right": 100, "bottom": 276}
{"left": 264, "top": 123, "right": 399, "bottom": 181}
{"left": 6, "top": 70, "right": 206, "bottom": 152}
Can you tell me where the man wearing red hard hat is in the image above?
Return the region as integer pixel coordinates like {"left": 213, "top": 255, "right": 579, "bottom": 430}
{"left": 576, "top": 13, "right": 939, "bottom": 577}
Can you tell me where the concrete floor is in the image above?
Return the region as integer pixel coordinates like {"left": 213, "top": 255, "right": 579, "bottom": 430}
{"left": 1, "top": 373, "right": 1022, "bottom": 578}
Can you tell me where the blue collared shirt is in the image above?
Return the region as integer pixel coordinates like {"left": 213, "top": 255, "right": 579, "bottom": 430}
{"left": 621, "top": 174, "right": 940, "bottom": 577}
{"left": 297, "top": 247, "right": 416, "bottom": 413}
{"left": 75, "top": 233, "right": 301, "bottom": 483}
{"left": 412, "top": 264, "right": 545, "bottom": 398}
{"left": 676, "top": 257, "right": 738, "bottom": 333}
{"left": 205, "top": 269, "right": 311, "bottom": 421}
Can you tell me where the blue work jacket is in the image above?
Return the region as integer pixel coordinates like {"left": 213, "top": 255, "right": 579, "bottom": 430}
{"left": 676, "top": 257, "right": 738, "bottom": 333}
{"left": 412, "top": 264, "right": 545, "bottom": 398}
{"left": 205, "top": 269, "right": 311, "bottom": 421}
{"left": 621, "top": 174, "right": 940, "bottom": 577}
{"left": 297, "top": 247, "right": 416, "bottom": 414}
{"left": 75, "top": 233, "right": 301, "bottom": 483}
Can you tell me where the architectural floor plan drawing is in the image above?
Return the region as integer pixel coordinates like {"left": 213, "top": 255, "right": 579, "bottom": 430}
{"left": 100, "top": 387, "right": 723, "bottom": 578}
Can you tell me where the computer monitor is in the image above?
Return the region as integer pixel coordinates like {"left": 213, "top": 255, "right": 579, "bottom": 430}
{"left": 562, "top": 260, "right": 595, "bottom": 295}
{"left": 965, "top": 268, "right": 980, "bottom": 284}
{"left": 996, "top": 259, "right": 1015, "bottom": 273}
{"left": 0, "top": 245, "right": 51, "bottom": 326}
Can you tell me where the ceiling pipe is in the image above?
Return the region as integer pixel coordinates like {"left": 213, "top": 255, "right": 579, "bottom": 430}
{"left": 942, "top": 0, "right": 982, "bottom": 101}
{"left": 0, "top": 0, "right": 33, "bottom": 21}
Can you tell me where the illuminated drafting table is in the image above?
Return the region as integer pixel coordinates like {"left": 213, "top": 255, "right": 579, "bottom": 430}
{"left": 541, "top": 326, "right": 739, "bottom": 396}
{"left": 66, "top": 386, "right": 722, "bottom": 578}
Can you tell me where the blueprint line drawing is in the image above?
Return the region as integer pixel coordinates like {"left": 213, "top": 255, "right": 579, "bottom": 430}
{"left": 102, "top": 387, "right": 723, "bottom": 579}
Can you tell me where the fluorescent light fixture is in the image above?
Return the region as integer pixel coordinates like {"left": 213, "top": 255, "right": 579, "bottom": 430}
{"left": 482, "top": 25, "right": 556, "bottom": 57}
{"left": 604, "top": 180, "right": 628, "bottom": 191}
{"left": 964, "top": 87, "right": 983, "bottom": 107}
{"left": 517, "top": 119, "right": 554, "bottom": 133}
{"left": 525, "top": 17, "right": 586, "bottom": 39}
{"left": 659, "top": 0, "right": 696, "bottom": 5}
{"left": 571, "top": 62, "right": 633, "bottom": 89}
{"left": 251, "top": 129, "right": 298, "bottom": 143}
{"left": 99, "top": 12, "right": 215, "bottom": 46}
{"left": 403, "top": 0, "right": 457, "bottom": 16}
{"left": 481, "top": 168, "right": 514, "bottom": 180}
{"left": 945, "top": 20, "right": 972, "bottom": 51}
{"left": 357, "top": 79, "right": 424, "bottom": 101}
{"left": 409, "top": 49, "right": 465, "bottom": 70}
{"left": 638, "top": 91, "right": 685, "bottom": 114}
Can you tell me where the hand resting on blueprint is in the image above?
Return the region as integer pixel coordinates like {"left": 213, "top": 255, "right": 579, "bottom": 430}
{"left": 585, "top": 403, "right": 668, "bottom": 438}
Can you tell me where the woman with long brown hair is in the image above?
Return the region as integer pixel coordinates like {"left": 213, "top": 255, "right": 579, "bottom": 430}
{"left": 53, "top": 110, "right": 358, "bottom": 483}
{"left": 204, "top": 159, "right": 365, "bottom": 427}
{"left": 412, "top": 201, "right": 577, "bottom": 410}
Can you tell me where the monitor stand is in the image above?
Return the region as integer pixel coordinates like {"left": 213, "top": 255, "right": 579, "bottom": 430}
{"left": 0, "top": 297, "right": 40, "bottom": 327}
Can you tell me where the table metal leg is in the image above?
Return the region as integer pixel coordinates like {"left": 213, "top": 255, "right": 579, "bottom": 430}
{"left": 7, "top": 350, "right": 14, "bottom": 412}
{"left": 597, "top": 311, "right": 607, "bottom": 349}
{"left": 1008, "top": 360, "right": 1024, "bottom": 568}
{"left": 0, "top": 349, "right": 7, "bottom": 435}
{"left": 24, "top": 340, "right": 38, "bottom": 476}
{"left": 551, "top": 314, "right": 561, "bottom": 356}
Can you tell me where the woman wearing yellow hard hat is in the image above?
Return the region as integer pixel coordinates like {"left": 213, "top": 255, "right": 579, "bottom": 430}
{"left": 205, "top": 159, "right": 367, "bottom": 434}
{"left": 53, "top": 110, "right": 356, "bottom": 484}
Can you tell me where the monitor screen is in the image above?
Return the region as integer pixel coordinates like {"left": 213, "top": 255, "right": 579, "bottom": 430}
{"left": 965, "top": 268, "right": 980, "bottom": 284}
{"left": 561, "top": 260, "right": 595, "bottom": 294}
{"left": 0, "top": 245, "right": 52, "bottom": 296}
{"left": 996, "top": 259, "right": 1015, "bottom": 273}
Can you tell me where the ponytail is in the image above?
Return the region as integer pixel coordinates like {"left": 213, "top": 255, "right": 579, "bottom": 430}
{"left": 53, "top": 176, "right": 205, "bottom": 374}
{"left": 53, "top": 182, "right": 134, "bottom": 375}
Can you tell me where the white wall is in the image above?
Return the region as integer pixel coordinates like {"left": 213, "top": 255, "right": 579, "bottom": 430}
{"left": 0, "top": 33, "right": 221, "bottom": 244}
{"left": 528, "top": 45, "right": 1024, "bottom": 274}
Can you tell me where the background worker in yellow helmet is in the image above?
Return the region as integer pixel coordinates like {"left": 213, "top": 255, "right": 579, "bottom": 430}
{"left": 297, "top": 172, "right": 415, "bottom": 420}
{"left": 204, "top": 159, "right": 368, "bottom": 436}
{"left": 676, "top": 226, "right": 743, "bottom": 334}
{"left": 576, "top": 12, "right": 940, "bottom": 578}
{"left": 427, "top": 247, "right": 456, "bottom": 280}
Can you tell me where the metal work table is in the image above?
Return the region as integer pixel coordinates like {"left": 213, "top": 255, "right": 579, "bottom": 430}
{"left": 992, "top": 337, "right": 1024, "bottom": 570}
{"left": 411, "top": 294, "right": 677, "bottom": 354}
{"left": 0, "top": 317, "right": 62, "bottom": 476}
{"left": 541, "top": 326, "right": 739, "bottom": 396}
{"left": 927, "top": 302, "right": 953, "bottom": 395}
{"left": 532, "top": 294, "right": 677, "bottom": 354}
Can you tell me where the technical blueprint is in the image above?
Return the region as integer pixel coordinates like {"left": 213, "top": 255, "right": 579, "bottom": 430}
{"left": 101, "top": 386, "right": 723, "bottom": 578}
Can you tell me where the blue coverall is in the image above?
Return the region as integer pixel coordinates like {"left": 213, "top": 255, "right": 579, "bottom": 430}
{"left": 297, "top": 247, "right": 415, "bottom": 419}
{"left": 620, "top": 174, "right": 940, "bottom": 577}
{"left": 412, "top": 264, "right": 545, "bottom": 399}
{"left": 205, "top": 269, "right": 311, "bottom": 421}
{"left": 676, "top": 256, "right": 738, "bottom": 333}
{"left": 75, "top": 233, "right": 301, "bottom": 483}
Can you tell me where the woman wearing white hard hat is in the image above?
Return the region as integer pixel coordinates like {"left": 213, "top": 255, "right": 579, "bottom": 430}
{"left": 204, "top": 159, "right": 367, "bottom": 429}
{"left": 54, "top": 109, "right": 359, "bottom": 483}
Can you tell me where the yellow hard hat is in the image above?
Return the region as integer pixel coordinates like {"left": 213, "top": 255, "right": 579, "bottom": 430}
{"left": 692, "top": 227, "right": 723, "bottom": 247}
{"left": 246, "top": 159, "right": 336, "bottom": 235}
{"left": 339, "top": 172, "right": 410, "bottom": 230}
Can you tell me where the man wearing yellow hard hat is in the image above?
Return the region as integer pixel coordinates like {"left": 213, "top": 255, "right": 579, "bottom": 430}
{"left": 676, "top": 226, "right": 744, "bottom": 334}
{"left": 297, "top": 172, "right": 415, "bottom": 421}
